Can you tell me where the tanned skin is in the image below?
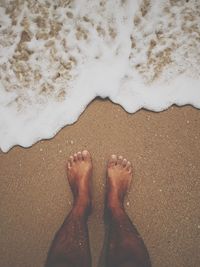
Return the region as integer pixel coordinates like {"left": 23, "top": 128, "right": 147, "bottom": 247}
{"left": 45, "top": 151, "right": 151, "bottom": 267}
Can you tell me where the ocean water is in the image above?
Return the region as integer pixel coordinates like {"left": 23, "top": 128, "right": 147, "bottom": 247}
{"left": 0, "top": 0, "right": 200, "bottom": 152}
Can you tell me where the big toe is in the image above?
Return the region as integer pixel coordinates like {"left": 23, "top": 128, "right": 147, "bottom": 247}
{"left": 108, "top": 154, "right": 117, "bottom": 167}
{"left": 67, "top": 156, "right": 74, "bottom": 168}
{"left": 82, "top": 150, "right": 91, "bottom": 161}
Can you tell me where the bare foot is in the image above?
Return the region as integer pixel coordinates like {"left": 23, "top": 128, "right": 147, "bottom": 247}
{"left": 106, "top": 155, "right": 132, "bottom": 210}
{"left": 67, "top": 150, "right": 92, "bottom": 215}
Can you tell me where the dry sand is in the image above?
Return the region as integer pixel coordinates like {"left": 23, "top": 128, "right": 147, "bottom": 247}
{"left": 0, "top": 99, "right": 200, "bottom": 267}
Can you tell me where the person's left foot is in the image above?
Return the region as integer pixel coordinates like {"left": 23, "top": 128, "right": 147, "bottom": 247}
{"left": 67, "top": 150, "right": 92, "bottom": 215}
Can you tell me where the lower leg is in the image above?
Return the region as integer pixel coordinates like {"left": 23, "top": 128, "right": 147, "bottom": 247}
{"left": 105, "top": 155, "right": 151, "bottom": 267}
{"left": 106, "top": 206, "right": 151, "bottom": 267}
{"left": 45, "top": 151, "right": 92, "bottom": 267}
{"left": 45, "top": 206, "right": 91, "bottom": 267}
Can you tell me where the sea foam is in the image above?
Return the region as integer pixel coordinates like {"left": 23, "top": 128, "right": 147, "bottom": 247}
{"left": 0, "top": 0, "right": 200, "bottom": 152}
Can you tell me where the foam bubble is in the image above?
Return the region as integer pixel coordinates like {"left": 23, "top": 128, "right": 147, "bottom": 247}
{"left": 0, "top": 0, "right": 200, "bottom": 152}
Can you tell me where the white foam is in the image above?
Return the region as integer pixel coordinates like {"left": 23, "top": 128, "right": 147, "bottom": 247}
{"left": 0, "top": 0, "right": 200, "bottom": 152}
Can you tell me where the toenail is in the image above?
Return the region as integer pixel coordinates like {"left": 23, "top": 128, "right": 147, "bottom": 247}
{"left": 122, "top": 159, "right": 127, "bottom": 166}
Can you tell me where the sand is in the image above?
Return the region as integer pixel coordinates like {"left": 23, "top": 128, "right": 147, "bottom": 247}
{"left": 0, "top": 99, "right": 200, "bottom": 267}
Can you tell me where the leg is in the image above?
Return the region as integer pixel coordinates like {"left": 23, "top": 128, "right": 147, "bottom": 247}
{"left": 105, "top": 155, "right": 152, "bottom": 267}
{"left": 45, "top": 150, "right": 93, "bottom": 267}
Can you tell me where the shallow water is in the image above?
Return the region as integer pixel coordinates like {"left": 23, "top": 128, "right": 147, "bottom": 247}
{"left": 0, "top": 0, "right": 200, "bottom": 152}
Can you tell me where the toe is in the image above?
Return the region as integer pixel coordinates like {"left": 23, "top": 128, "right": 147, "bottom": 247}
{"left": 108, "top": 155, "right": 117, "bottom": 166}
{"left": 82, "top": 150, "right": 91, "bottom": 161}
{"left": 126, "top": 161, "right": 131, "bottom": 171}
{"left": 69, "top": 156, "right": 74, "bottom": 163}
{"left": 74, "top": 153, "right": 78, "bottom": 161}
{"left": 128, "top": 166, "right": 133, "bottom": 174}
{"left": 77, "top": 151, "right": 82, "bottom": 160}
{"left": 122, "top": 158, "right": 127, "bottom": 167}
{"left": 117, "top": 155, "right": 123, "bottom": 165}
{"left": 67, "top": 156, "right": 73, "bottom": 167}
{"left": 126, "top": 161, "right": 132, "bottom": 173}
{"left": 67, "top": 161, "right": 71, "bottom": 169}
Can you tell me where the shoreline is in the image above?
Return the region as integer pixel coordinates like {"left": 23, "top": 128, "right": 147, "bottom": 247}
{"left": 0, "top": 99, "right": 200, "bottom": 267}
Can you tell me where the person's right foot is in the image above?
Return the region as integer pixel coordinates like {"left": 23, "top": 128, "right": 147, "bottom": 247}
{"left": 106, "top": 155, "right": 133, "bottom": 210}
{"left": 67, "top": 150, "right": 92, "bottom": 215}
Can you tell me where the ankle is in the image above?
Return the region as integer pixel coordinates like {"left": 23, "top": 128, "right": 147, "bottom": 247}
{"left": 107, "top": 190, "right": 124, "bottom": 210}
{"left": 106, "top": 195, "right": 124, "bottom": 214}
{"left": 107, "top": 200, "right": 123, "bottom": 210}
{"left": 106, "top": 204, "right": 125, "bottom": 219}
{"left": 72, "top": 197, "right": 92, "bottom": 217}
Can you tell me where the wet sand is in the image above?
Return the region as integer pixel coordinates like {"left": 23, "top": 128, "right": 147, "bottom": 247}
{"left": 0, "top": 99, "right": 200, "bottom": 267}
